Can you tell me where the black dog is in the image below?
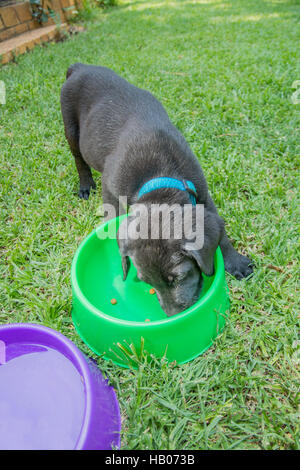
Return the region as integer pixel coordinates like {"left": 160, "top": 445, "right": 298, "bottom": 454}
{"left": 61, "top": 63, "right": 253, "bottom": 316}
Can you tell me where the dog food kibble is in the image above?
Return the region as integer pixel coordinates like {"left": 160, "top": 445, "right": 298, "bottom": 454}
{"left": 149, "top": 288, "right": 156, "bottom": 295}
{"left": 110, "top": 298, "right": 117, "bottom": 305}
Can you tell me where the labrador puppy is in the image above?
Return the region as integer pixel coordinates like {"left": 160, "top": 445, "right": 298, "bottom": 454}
{"left": 61, "top": 63, "right": 253, "bottom": 316}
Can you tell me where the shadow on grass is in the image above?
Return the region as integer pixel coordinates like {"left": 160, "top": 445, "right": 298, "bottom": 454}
{"left": 81, "top": 0, "right": 299, "bottom": 66}
{"left": 110, "top": 0, "right": 300, "bottom": 34}
{"left": 114, "top": 0, "right": 300, "bottom": 24}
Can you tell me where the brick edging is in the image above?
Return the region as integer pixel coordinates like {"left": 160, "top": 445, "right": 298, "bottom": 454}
{"left": 0, "top": 0, "right": 81, "bottom": 43}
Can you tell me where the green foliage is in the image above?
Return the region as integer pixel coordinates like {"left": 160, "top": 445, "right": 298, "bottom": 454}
{"left": 96, "top": 0, "right": 118, "bottom": 7}
{"left": 29, "top": 0, "right": 61, "bottom": 25}
{"left": 71, "top": 0, "right": 98, "bottom": 21}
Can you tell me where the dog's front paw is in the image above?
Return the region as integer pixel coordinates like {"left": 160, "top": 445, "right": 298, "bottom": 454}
{"left": 224, "top": 252, "right": 253, "bottom": 280}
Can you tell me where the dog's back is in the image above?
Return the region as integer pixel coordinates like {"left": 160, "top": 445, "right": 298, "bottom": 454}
{"left": 60, "top": 63, "right": 181, "bottom": 173}
{"left": 62, "top": 63, "right": 169, "bottom": 123}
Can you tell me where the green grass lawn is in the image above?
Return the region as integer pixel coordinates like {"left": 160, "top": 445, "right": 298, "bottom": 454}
{"left": 0, "top": 0, "right": 299, "bottom": 450}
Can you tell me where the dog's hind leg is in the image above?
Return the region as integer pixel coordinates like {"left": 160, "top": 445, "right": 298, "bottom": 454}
{"left": 61, "top": 76, "right": 96, "bottom": 199}
{"left": 69, "top": 127, "right": 96, "bottom": 200}
{"left": 61, "top": 109, "right": 96, "bottom": 199}
{"left": 72, "top": 140, "right": 96, "bottom": 200}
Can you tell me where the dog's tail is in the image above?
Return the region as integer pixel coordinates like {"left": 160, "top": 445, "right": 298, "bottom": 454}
{"left": 66, "top": 63, "right": 84, "bottom": 79}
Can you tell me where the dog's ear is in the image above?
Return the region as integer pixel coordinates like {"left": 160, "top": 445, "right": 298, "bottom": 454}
{"left": 183, "top": 243, "right": 215, "bottom": 276}
{"left": 182, "top": 209, "right": 224, "bottom": 276}
{"left": 117, "top": 217, "right": 132, "bottom": 281}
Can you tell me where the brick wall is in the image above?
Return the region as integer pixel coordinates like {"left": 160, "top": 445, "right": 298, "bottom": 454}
{"left": 0, "top": 0, "right": 80, "bottom": 42}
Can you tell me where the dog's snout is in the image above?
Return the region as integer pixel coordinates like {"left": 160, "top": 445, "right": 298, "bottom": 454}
{"left": 156, "top": 291, "right": 195, "bottom": 317}
{"left": 156, "top": 282, "right": 202, "bottom": 317}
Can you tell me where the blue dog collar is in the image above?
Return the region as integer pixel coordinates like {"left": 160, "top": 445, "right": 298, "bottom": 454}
{"left": 138, "top": 177, "right": 197, "bottom": 205}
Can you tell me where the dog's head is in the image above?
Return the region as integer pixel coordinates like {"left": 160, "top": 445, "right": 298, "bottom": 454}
{"left": 117, "top": 205, "right": 224, "bottom": 316}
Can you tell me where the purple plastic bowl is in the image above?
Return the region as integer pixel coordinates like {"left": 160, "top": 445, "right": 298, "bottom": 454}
{"left": 0, "top": 323, "right": 121, "bottom": 450}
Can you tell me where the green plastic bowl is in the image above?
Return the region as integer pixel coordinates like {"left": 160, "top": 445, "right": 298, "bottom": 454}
{"left": 71, "top": 215, "right": 230, "bottom": 367}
